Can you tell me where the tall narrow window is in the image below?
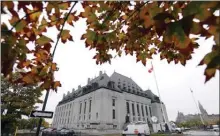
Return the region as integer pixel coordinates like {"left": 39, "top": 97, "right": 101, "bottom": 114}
{"left": 126, "top": 101, "right": 130, "bottom": 114}
{"left": 145, "top": 106, "right": 148, "bottom": 116}
{"left": 141, "top": 105, "right": 144, "bottom": 117}
{"left": 112, "top": 99, "right": 115, "bottom": 106}
{"left": 137, "top": 103, "right": 140, "bottom": 116}
{"left": 132, "top": 103, "right": 135, "bottom": 116}
{"left": 113, "top": 109, "right": 115, "bottom": 119}
{"left": 79, "top": 102, "right": 82, "bottom": 114}
{"left": 149, "top": 107, "right": 152, "bottom": 117}
{"left": 84, "top": 101, "right": 87, "bottom": 114}
{"left": 84, "top": 101, "right": 87, "bottom": 120}
{"left": 89, "top": 99, "right": 92, "bottom": 113}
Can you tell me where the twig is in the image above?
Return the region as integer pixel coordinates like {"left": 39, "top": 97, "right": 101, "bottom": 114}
{"left": 10, "top": 10, "right": 41, "bottom": 31}
{"left": 121, "top": 1, "right": 149, "bottom": 25}
{"left": 9, "top": 1, "right": 71, "bottom": 31}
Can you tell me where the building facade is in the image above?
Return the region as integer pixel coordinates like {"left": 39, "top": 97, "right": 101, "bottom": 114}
{"left": 52, "top": 71, "right": 170, "bottom": 132}
{"left": 176, "top": 101, "right": 219, "bottom": 125}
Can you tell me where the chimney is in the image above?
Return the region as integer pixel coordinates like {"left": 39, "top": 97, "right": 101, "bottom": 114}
{"left": 88, "top": 78, "right": 90, "bottom": 84}
{"left": 72, "top": 88, "right": 75, "bottom": 92}
{"left": 78, "top": 85, "right": 81, "bottom": 89}
{"left": 99, "top": 71, "right": 102, "bottom": 76}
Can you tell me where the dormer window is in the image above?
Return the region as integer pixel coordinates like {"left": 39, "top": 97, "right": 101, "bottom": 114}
{"left": 100, "top": 76, "right": 104, "bottom": 80}
{"left": 107, "top": 81, "right": 115, "bottom": 89}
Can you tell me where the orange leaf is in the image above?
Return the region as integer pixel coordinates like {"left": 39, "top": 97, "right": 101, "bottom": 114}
{"left": 51, "top": 63, "right": 57, "bottom": 71}
{"left": 54, "top": 81, "right": 61, "bottom": 88}
{"left": 22, "top": 74, "right": 34, "bottom": 84}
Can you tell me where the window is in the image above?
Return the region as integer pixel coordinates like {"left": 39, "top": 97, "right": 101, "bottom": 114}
{"left": 126, "top": 101, "right": 130, "bottom": 114}
{"left": 113, "top": 109, "right": 116, "bottom": 119}
{"left": 89, "top": 99, "right": 92, "bottom": 113}
{"left": 69, "top": 111, "right": 71, "bottom": 116}
{"left": 79, "top": 102, "right": 82, "bottom": 114}
{"left": 112, "top": 99, "right": 115, "bottom": 106}
{"left": 137, "top": 103, "right": 140, "bottom": 116}
{"left": 141, "top": 105, "right": 144, "bottom": 117}
{"left": 84, "top": 101, "right": 87, "bottom": 114}
{"left": 96, "top": 112, "right": 98, "bottom": 119}
{"left": 113, "top": 125, "right": 117, "bottom": 129}
{"left": 149, "top": 107, "right": 152, "bottom": 117}
{"left": 132, "top": 103, "right": 135, "bottom": 116}
{"left": 145, "top": 106, "right": 148, "bottom": 116}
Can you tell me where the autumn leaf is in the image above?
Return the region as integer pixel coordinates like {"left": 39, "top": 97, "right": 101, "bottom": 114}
{"left": 66, "top": 12, "right": 79, "bottom": 25}
{"left": 58, "top": 2, "right": 70, "bottom": 10}
{"left": 51, "top": 63, "right": 58, "bottom": 71}
{"left": 60, "top": 30, "right": 73, "bottom": 43}
{"left": 53, "top": 81, "right": 61, "bottom": 89}
{"left": 36, "top": 35, "right": 53, "bottom": 46}
{"left": 22, "top": 74, "right": 34, "bottom": 84}
{"left": 15, "top": 20, "right": 27, "bottom": 32}
{"left": 204, "top": 68, "right": 216, "bottom": 83}
{"left": 27, "top": 8, "right": 41, "bottom": 22}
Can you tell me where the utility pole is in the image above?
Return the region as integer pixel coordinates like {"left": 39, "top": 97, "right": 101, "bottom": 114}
{"left": 190, "top": 88, "right": 205, "bottom": 125}
{"left": 151, "top": 61, "right": 168, "bottom": 131}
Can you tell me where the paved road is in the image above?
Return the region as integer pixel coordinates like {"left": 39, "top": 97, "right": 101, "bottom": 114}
{"left": 183, "top": 130, "right": 219, "bottom": 136}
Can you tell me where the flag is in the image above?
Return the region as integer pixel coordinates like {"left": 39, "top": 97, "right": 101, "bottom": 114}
{"left": 148, "top": 62, "right": 153, "bottom": 73}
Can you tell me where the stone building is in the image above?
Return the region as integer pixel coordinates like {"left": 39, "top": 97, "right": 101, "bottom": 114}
{"left": 52, "top": 71, "right": 170, "bottom": 132}
{"left": 176, "top": 101, "right": 219, "bottom": 125}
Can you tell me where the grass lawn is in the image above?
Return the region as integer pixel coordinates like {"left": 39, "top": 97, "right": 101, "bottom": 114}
{"left": 103, "top": 133, "right": 183, "bottom": 136}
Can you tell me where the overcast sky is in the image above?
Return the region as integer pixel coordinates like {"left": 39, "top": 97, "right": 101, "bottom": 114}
{"left": 2, "top": 2, "right": 219, "bottom": 124}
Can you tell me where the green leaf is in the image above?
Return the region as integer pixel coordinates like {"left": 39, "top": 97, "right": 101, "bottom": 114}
{"left": 15, "top": 20, "right": 27, "bottom": 32}
{"left": 164, "top": 21, "right": 190, "bottom": 49}
{"left": 60, "top": 30, "right": 73, "bottom": 43}
{"left": 36, "top": 35, "right": 53, "bottom": 46}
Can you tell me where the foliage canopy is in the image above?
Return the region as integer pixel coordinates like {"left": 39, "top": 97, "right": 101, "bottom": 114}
{"left": 1, "top": 73, "right": 43, "bottom": 133}
{"left": 1, "top": 1, "right": 220, "bottom": 91}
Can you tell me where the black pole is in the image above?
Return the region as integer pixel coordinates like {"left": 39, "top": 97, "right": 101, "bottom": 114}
{"left": 35, "top": 2, "right": 77, "bottom": 136}
{"left": 35, "top": 90, "right": 50, "bottom": 136}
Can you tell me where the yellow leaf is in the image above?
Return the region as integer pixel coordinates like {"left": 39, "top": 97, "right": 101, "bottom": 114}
{"left": 28, "top": 8, "right": 41, "bottom": 22}
{"left": 60, "top": 29, "right": 73, "bottom": 43}
{"left": 58, "top": 2, "right": 69, "bottom": 10}
{"left": 36, "top": 35, "right": 53, "bottom": 46}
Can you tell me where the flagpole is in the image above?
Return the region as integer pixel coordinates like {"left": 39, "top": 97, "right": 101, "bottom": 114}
{"left": 151, "top": 62, "right": 167, "bottom": 126}
{"left": 190, "top": 88, "right": 205, "bottom": 125}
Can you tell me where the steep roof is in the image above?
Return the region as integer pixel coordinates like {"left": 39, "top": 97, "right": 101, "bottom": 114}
{"left": 110, "top": 72, "right": 143, "bottom": 92}
{"left": 60, "top": 71, "right": 160, "bottom": 105}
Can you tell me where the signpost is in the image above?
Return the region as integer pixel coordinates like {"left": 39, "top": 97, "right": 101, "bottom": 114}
{"left": 30, "top": 110, "right": 53, "bottom": 118}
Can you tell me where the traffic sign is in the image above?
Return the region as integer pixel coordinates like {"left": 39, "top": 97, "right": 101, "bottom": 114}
{"left": 30, "top": 110, "right": 53, "bottom": 118}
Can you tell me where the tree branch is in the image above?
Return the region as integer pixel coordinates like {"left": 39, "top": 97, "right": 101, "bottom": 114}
{"left": 10, "top": 10, "right": 41, "bottom": 31}
{"left": 9, "top": 1, "right": 71, "bottom": 31}
{"left": 121, "top": 1, "right": 149, "bottom": 25}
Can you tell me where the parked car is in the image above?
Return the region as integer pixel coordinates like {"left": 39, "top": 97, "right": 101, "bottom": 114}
{"left": 174, "top": 127, "right": 182, "bottom": 134}
{"left": 122, "top": 121, "right": 150, "bottom": 136}
{"left": 212, "top": 125, "right": 219, "bottom": 132}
